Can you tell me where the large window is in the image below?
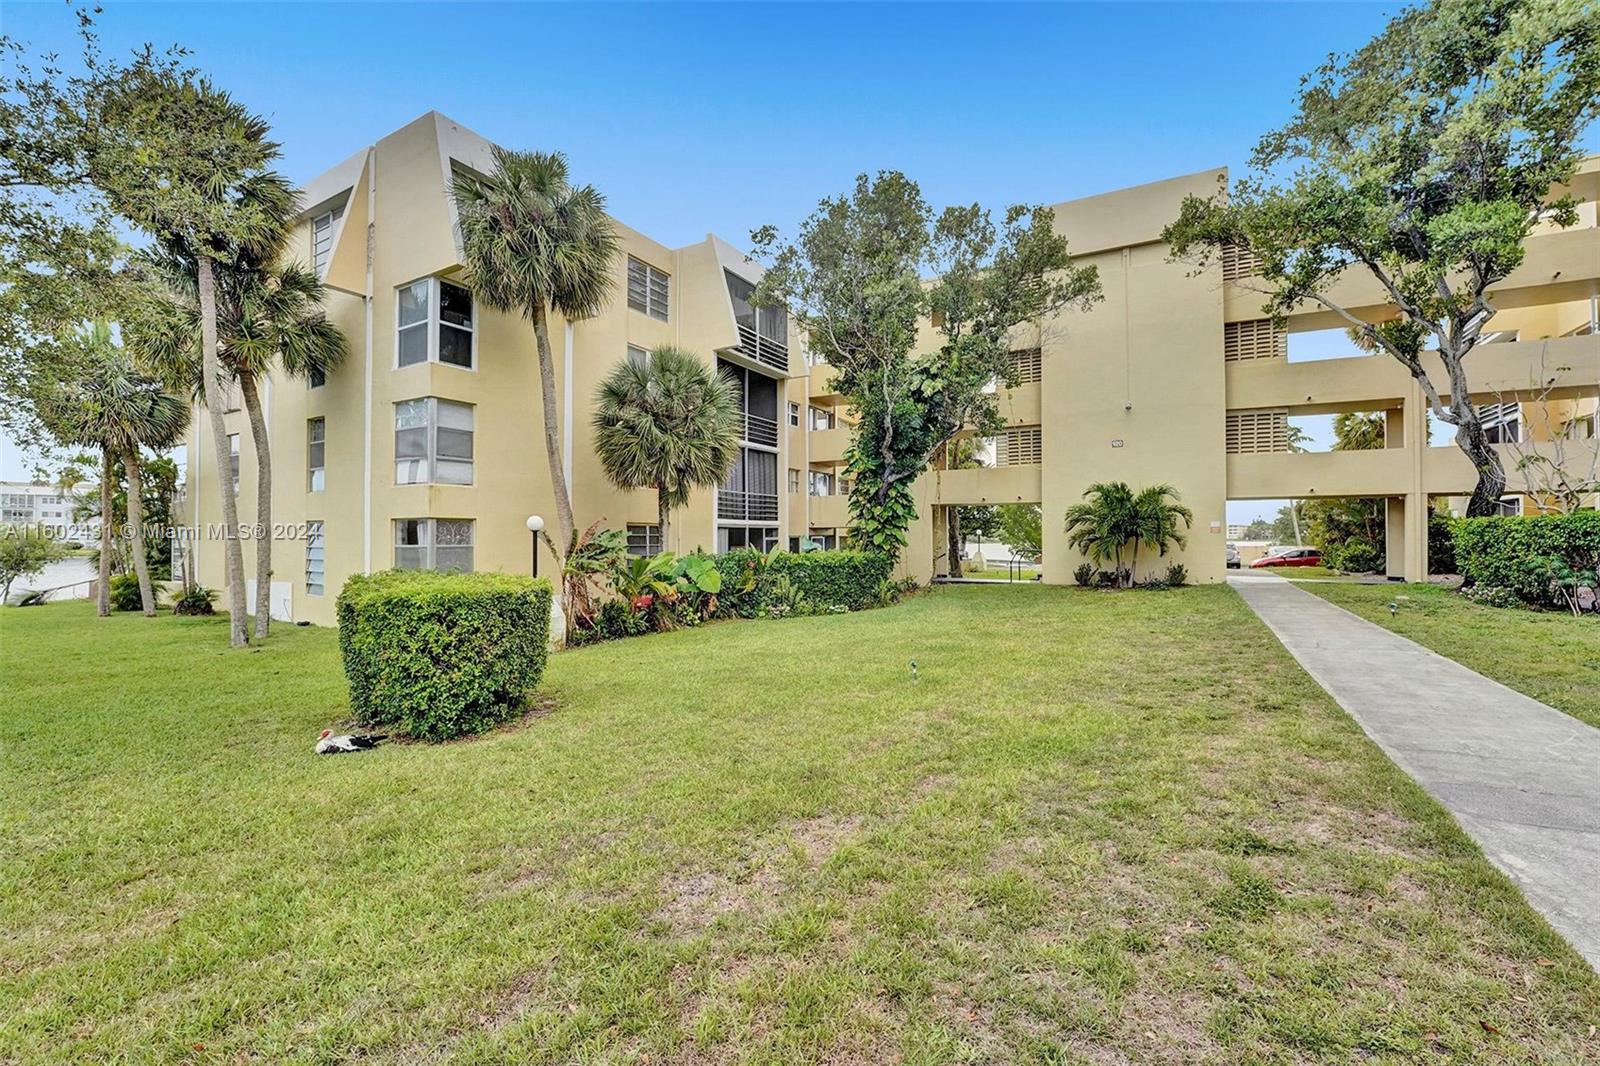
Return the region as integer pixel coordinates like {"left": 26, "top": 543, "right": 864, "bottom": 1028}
{"left": 627, "top": 344, "right": 650, "bottom": 368}
{"left": 312, "top": 203, "right": 345, "bottom": 275}
{"left": 809, "top": 405, "right": 836, "bottom": 431}
{"left": 307, "top": 418, "right": 326, "bottom": 492}
{"left": 228, "top": 433, "right": 240, "bottom": 495}
{"left": 396, "top": 277, "right": 475, "bottom": 369}
{"left": 394, "top": 518, "right": 474, "bottom": 572}
{"left": 1481, "top": 402, "right": 1521, "bottom": 444}
{"left": 718, "top": 526, "right": 779, "bottom": 552}
{"left": 305, "top": 521, "right": 325, "bottom": 595}
{"left": 788, "top": 468, "right": 801, "bottom": 494}
{"left": 627, "top": 257, "right": 670, "bottom": 321}
{"left": 395, "top": 398, "right": 474, "bottom": 485}
{"left": 809, "top": 470, "right": 834, "bottom": 497}
{"left": 627, "top": 524, "right": 663, "bottom": 556}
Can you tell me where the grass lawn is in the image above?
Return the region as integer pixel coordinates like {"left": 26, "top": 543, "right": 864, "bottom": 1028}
{"left": 1298, "top": 581, "right": 1600, "bottom": 731}
{"left": 3, "top": 588, "right": 1597, "bottom": 1064}
{"left": 1243, "top": 565, "right": 1372, "bottom": 581}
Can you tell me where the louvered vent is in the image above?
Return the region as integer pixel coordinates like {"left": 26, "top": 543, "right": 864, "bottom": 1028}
{"left": 1007, "top": 348, "right": 1043, "bottom": 385}
{"left": 1226, "top": 410, "right": 1291, "bottom": 454}
{"left": 1224, "top": 319, "right": 1286, "bottom": 362}
{"left": 996, "top": 426, "right": 1043, "bottom": 466}
{"left": 1221, "top": 244, "right": 1263, "bottom": 282}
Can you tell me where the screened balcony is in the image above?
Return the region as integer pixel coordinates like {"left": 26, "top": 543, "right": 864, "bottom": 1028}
{"left": 725, "top": 270, "right": 789, "bottom": 374}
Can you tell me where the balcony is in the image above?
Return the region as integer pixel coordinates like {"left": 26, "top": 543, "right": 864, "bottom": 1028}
{"left": 809, "top": 426, "right": 851, "bottom": 464}
{"left": 809, "top": 360, "right": 843, "bottom": 401}
{"left": 934, "top": 465, "right": 1042, "bottom": 505}
{"left": 717, "top": 490, "right": 779, "bottom": 523}
{"left": 742, "top": 410, "right": 779, "bottom": 449}
{"left": 733, "top": 324, "right": 790, "bottom": 375}
{"left": 809, "top": 492, "right": 850, "bottom": 528}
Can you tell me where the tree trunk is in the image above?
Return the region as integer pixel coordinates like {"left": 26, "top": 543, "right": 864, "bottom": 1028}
{"left": 96, "top": 448, "right": 112, "bottom": 617}
{"left": 946, "top": 507, "right": 963, "bottom": 578}
{"left": 121, "top": 445, "right": 157, "bottom": 616}
{"left": 1289, "top": 502, "right": 1302, "bottom": 545}
{"left": 239, "top": 369, "right": 272, "bottom": 639}
{"left": 657, "top": 483, "right": 672, "bottom": 555}
{"left": 530, "top": 306, "right": 575, "bottom": 555}
{"left": 198, "top": 256, "right": 249, "bottom": 647}
{"left": 1130, "top": 541, "right": 1140, "bottom": 588}
{"left": 1458, "top": 415, "right": 1509, "bottom": 517}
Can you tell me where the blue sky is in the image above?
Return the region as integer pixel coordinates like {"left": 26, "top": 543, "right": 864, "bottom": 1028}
{"left": 4, "top": 2, "right": 1593, "bottom": 522}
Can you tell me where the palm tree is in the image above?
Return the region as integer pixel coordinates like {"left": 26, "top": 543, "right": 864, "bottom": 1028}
{"left": 451, "top": 148, "right": 620, "bottom": 555}
{"left": 1063, "top": 481, "right": 1138, "bottom": 588}
{"left": 593, "top": 347, "right": 740, "bottom": 549}
{"left": 132, "top": 242, "right": 346, "bottom": 639}
{"left": 1130, "top": 483, "right": 1193, "bottom": 582}
{"left": 42, "top": 324, "right": 189, "bottom": 617}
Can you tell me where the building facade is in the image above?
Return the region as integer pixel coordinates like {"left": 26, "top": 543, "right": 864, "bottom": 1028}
{"left": 182, "top": 114, "right": 1599, "bottom": 624}
{"left": 0, "top": 481, "right": 76, "bottom": 529}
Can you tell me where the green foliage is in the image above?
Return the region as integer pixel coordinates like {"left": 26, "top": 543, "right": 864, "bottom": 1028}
{"left": 714, "top": 548, "right": 893, "bottom": 618}
{"left": 561, "top": 522, "right": 628, "bottom": 629}
{"left": 753, "top": 172, "right": 1099, "bottom": 561}
{"left": 1453, "top": 511, "right": 1600, "bottom": 610}
{"left": 1162, "top": 0, "right": 1600, "bottom": 515}
{"left": 998, "top": 503, "right": 1043, "bottom": 563}
{"left": 171, "top": 585, "right": 217, "bottom": 616}
{"left": 592, "top": 347, "right": 740, "bottom": 543}
{"left": 1429, "top": 509, "right": 1458, "bottom": 575}
{"left": 0, "top": 526, "right": 68, "bottom": 600}
{"left": 336, "top": 571, "right": 552, "bottom": 741}
{"left": 1324, "top": 540, "right": 1383, "bottom": 574}
{"left": 1064, "top": 482, "right": 1191, "bottom": 588}
{"left": 108, "top": 573, "right": 146, "bottom": 612}
{"left": 1165, "top": 563, "right": 1188, "bottom": 587}
{"left": 1073, "top": 562, "right": 1095, "bottom": 587}
{"left": 1242, "top": 518, "right": 1274, "bottom": 540}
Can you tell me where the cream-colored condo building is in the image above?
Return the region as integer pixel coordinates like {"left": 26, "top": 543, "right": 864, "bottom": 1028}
{"left": 182, "top": 113, "right": 1600, "bottom": 626}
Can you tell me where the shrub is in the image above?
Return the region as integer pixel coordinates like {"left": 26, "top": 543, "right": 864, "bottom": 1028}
{"left": 1461, "top": 584, "right": 1522, "bottom": 609}
{"left": 1428, "top": 510, "right": 1457, "bottom": 574}
{"left": 1326, "top": 539, "right": 1382, "bottom": 574}
{"left": 108, "top": 573, "right": 147, "bottom": 611}
{"left": 172, "top": 585, "right": 217, "bottom": 616}
{"left": 336, "top": 570, "right": 552, "bottom": 741}
{"left": 1453, "top": 511, "right": 1600, "bottom": 609}
{"left": 1073, "top": 562, "right": 1095, "bottom": 587}
{"left": 715, "top": 548, "right": 892, "bottom": 617}
{"left": 1165, "top": 563, "right": 1188, "bottom": 587}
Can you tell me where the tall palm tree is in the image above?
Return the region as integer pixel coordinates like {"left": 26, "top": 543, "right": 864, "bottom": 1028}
{"left": 131, "top": 243, "right": 346, "bottom": 638}
{"left": 1130, "top": 483, "right": 1193, "bottom": 582}
{"left": 1063, "top": 481, "right": 1138, "bottom": 588}
{"left": 593, "top": 347, "right": 740, "bottom": 549}
{"left": 451, "top": 148, "right": 620, "bottom": 555}
{"left": 42, "top": 324, "right": 189, "bottom": 617}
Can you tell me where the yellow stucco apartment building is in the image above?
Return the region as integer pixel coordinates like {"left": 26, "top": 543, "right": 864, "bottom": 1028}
{"left": 181, "top": 113, "right": 1600, "bottom": 626}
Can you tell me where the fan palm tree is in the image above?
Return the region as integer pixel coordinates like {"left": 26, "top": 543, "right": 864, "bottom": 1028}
{"left": 131, "top": 240, "right": 347, "bottom": 639}
{"left": 42, "top": 324, "right": 189, "bottom": 617}
{"left": 593, "top": 347, "right": 740, "bottom": 549}
{"left": 451, "top": 148, "right": 620, "bottom": 556}
{"left": 1063, "top": 481, "right": 1138, "bottom": 588}
{"left": 1130, "top": 483, "right": 1193, "bottom": 582}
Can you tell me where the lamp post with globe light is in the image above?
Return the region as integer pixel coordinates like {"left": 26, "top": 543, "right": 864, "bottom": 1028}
{"left": 525, "top": 514, "right": 545, "bottom": 578}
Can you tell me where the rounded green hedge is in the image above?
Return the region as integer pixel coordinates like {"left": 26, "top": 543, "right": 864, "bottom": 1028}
{"left": 712, "top": 548, "right": 893, "bottom": 617}
{"left": 336, "top": 570, "right": 553, "bottom": 741}
{"left": 1452, "top": 511, "right": 1600, "bottom": 608}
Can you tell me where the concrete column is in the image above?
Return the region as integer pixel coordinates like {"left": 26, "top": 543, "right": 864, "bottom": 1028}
{"left": 1403, "top": 491, "right": 1428, "bottom": 580}
{"left": 1383, "top": 385, "right": 1429, "bottom": 581}
{"left": 1385, "top": 497, "right": 1406, "bottom": 580}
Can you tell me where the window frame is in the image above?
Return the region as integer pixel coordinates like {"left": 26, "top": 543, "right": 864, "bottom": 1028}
{"left": 394, "top": 397, "right": 475, "bottom": 486}
{"left": 311, "top": 204, "right": 344, "bottom": 276}
{"left": 394, "top": 276, "right": 477, "bottom": 372}
{"left": 305, "top": 520, "right": 326, "bottom": 595}
{"left": 626, "top": 344, "right": 650, "bottom": 368}
{"left": 307, "top": 417, "right": 326, "bottom": 493}
{"left": 787, "top": 468, "right": 801, "bottom": 494}
{"left": 626, "top": 523, "right": 663, "bottom": 556}
{"left": 626, "top": 257, "right": 670, "bottom": 322}
{"left": 788, "top": 402, "right": 800, "bottom": 427}
{"left": 393, "top": 517, "right": 475, "bottom": 573}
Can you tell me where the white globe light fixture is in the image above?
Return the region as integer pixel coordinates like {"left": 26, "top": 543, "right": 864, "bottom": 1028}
{"left": 525, "top": 515, "right": 545, "bottom": 577}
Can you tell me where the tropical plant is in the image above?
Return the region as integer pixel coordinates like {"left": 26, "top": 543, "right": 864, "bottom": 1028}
{"left": 0, "top": 526, "right": 67, "bottom": 602}
{"left": 1072, "top": 562, "right": 1095, "bottom": 587}
{"left": 131, "top": 238, "right": 348, "bottom": 639}
{"left": 108, "top": 572, "right": 148, "bottom": 612}
{"left": 593, "top": 347, "right": 740, "bottom": 549}
{"left": 1165, "top": 563, "right": 1188, "bottom": 587}
{"left": 752, "top": 173, "right": 1100, "bottom": 561}
{"left": 451, "top": 148, "right": 621, "bottom": 561}
{"left": 1063, "top": 482, "right": 1139, "bottom": 588}
{"left": 39, "top": 324, "right": 189, "bottom": 617}
{"left": 172, "top": 584, "right": 217, "bottom": 616}
{"left": 1129, "top": 483, "right": 1193, "bottom": 581}
{"left": 1163, "top": 0, "right": 1600, "bottom": 516}
{"left": 558, "top": 522, "right": 628, "bottom": 629}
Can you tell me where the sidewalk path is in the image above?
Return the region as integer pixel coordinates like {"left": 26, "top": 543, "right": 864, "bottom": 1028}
{"left": 1229, "top": 574, "right": 1600, "bottom": 969}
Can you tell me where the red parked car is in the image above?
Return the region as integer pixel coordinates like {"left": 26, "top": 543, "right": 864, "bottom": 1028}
{"left": 1249, "top": 547, "right": 1322, "bottom": 568}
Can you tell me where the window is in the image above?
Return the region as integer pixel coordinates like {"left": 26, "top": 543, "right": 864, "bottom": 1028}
{"left": 394, "top": 518, "right": 474, "bottom": 572}
{"left": 717, "top": 526, "right": 779, "bottom": 552}
{"left": 395, "top": 398, "right": 474, "bottom": 485}
{"left": 1481, "top": 402, "right": 1521, "bottom": 444}
{"left": 788, "top": 468, "right": 801, "bottom": 494}
{"left": 627, "top": 524, "right": 663, "bottom": 556}
{"left": 228, "top": 434, "right": 240, "bottom": 495}
{"left": 627, "top": 344, "right": 650, "bottom": 368}
{"left": 312, "top": 203, "right": 344, "bottom": 275}
{"left": 305, "top": 521, "right": 325, "bottom": 595}
{"left": 307, "top": 418, "right": 326, "bottom": 492}
{"left": 626, "top": 257, "right": 670, "bottom": 321}
{"left": 809, "top": 470, "right": 834, "bottom": 497}
{"left": 308, "top": 363, "right": 326, "bottom": 389}
{"left": 1567, "top": 413, "right": 1597, "bottom": 441}
{"left": 788, "top": 402, "right": 800, "bottom": 427}
{"left": 1494, "top": 496, "right": 1523, "bottom": 517}
{"left": 1007, "top": 348, "right": 1043, "bottom": 385}
{"left": 396, "top": 277, "right": 475, "bottom": 369}
{"left": 809, "top": 405, "right": 836, "bottom": 431}
{"left": 995, "top": 426, "right": 1043, "bottom": 466}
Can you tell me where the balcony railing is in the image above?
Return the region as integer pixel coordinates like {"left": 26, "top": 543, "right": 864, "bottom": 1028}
{"left": 717, "top": 490, "right": 780, "bottom": 522}
{"left": 742, "top": 411, "right": 779, "bottom": 448}
{"left": 734, "top": 324, "right": 790, "bottom": 374}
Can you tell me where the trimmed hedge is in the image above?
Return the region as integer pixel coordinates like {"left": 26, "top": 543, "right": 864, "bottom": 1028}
{"left": 336, "top": 570, "right": 552, "bottom": 741}
{"left": 1452, "top": 511, "right": 1600, "bottom": 608}
{"left": 713, "top": 548, "right": 894, "bottom": 617}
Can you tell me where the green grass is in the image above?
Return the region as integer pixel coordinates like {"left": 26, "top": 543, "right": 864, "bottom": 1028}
{"left": 1298, "top": 581, "right": 1600, "bottom": 730}
{"left": 4, "top": 588, "right": 1597, "bottom": 1063}
{"left": 1245, "top": 564, "right": 1372, "bottom": 581}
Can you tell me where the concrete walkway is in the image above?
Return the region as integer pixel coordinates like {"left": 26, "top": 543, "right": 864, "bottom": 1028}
{"left": 1229, "top": 574, "right": 1600, "bottom": 969}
